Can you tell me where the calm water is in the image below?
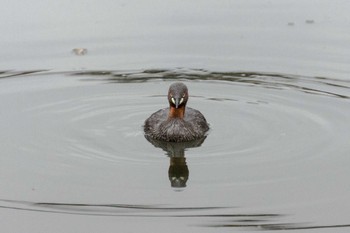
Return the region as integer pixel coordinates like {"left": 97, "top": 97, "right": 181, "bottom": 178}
{"left": 1, "top": 1, "right": 350, "bottom": 233}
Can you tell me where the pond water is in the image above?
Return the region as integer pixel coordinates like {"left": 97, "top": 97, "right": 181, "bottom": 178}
{"left": 1, "top": 1, "right": 350, "bottom": 233}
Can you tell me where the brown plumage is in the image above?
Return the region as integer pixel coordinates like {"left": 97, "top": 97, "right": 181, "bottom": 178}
{"left": 144, "top": 82, "right": 209, "bottom": 142}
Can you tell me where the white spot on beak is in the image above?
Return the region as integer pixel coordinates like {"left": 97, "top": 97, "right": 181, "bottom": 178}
{"left": 179, "top": 98, "right": 184, "bottom": 105}
{"left": 171, "top": 97, "right": 176, "bottom": 105}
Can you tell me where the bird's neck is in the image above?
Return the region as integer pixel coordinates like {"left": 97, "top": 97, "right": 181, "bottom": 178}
{"left": 168, "top": 105, "right": 185, "bottom": 119}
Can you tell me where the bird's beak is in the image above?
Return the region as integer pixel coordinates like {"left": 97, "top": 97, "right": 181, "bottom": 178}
{"left": 171, "top": 97, "right": 184, "bottom": 108}
{"left": 175, "top": 98, "right": 180, "bottom": 108}
{"left": 175, "top": 97, "right": 185, "bottom": 108}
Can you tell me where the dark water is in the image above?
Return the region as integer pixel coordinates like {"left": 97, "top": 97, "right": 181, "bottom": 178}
{"left": 1, "top": 69, "right": 350, "bottom": 232}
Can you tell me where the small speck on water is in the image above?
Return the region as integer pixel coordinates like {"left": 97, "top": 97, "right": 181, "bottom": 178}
{"left": 305, "top": 19, "right": 315, "bottom": 24}
{"left": 287, "top": 22, "right": 295, "bottom": 26}
{"left": 72, "top": 48, "right": 88, "bottom": 55}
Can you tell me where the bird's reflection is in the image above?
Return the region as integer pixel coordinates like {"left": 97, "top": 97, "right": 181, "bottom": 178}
{"left": 144, "top": 135, "right": 207, "bottom": 188}
{"left": 168, "top": 156, "right": 189, "bottom": 188}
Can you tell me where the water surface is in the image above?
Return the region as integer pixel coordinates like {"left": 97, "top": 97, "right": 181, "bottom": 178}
{"left": 1, "top": 69, "right": 350, "bottom": 232}
{"left": 1, "top": 0, "right": 350, "bottom": 232}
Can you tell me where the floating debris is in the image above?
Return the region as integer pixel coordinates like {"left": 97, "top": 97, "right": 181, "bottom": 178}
{"left": 305, "top": 19, "right": 315, "bottom": 24}
{"left": 72, "top": 48, "right": 88, "bottom": 56}
{"left": 287, "top": 22, "right": 295, "bottom": 26}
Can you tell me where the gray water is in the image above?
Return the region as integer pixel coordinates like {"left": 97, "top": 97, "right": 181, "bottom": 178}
{"left": 1, "top": 1, "right": 350, "bottom": 233}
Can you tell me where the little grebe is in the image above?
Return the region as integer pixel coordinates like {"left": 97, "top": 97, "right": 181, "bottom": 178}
{"left": 144, "top": 82, "right": 209, "bottom": 142}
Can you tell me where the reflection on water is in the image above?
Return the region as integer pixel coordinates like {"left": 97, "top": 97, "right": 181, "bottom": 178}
{"left": 1, "top": 68, "right": 349, "bottom": 100}
{"left": 145, "top": 135, "right": 207, "bottom": 188}
{"left": 0, "top": 69, "right": 349, "bottom": 232}
{"left": 1, "top": 0, "right": 350, "bottom": 231}
{"left": 1, "top": 198, "right": 350, "bottom": 231}
{"left": 71, "top": 69, "right": 350, "bottom": 99}
{"left": 168, "top": 157, "right": 188, "bottom": 188}
{"left": 0, "top": 70, "right": 47, "bottom": 79}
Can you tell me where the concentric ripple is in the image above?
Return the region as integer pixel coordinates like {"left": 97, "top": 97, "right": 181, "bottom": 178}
{"left": 2, "top": 69, "right": 349, "bottom": 172}
{"left": 0, "top": 69, "right": 350, "bottom": 231}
